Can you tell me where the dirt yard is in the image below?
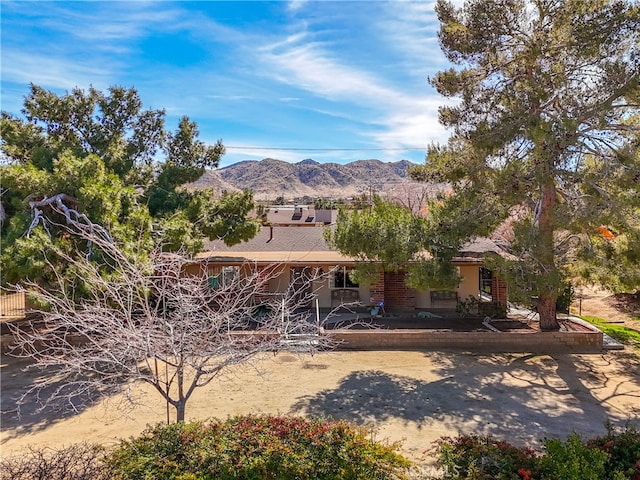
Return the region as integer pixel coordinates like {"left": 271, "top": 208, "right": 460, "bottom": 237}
{"left": 2, "top": 349, "right": 639, "bottom": 466}
{"left": 573, "top": 285, "right": 640, "bottom": 331}
{"left": 2, "top": 287, "right": 639, "bottom": 466}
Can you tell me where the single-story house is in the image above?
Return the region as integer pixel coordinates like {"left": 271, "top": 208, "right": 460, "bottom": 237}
{"left": 260, "top": 204, "right": 338, "bottom": 226}
{"left": 186, "top": 222, "right": 509, "bottom": 313}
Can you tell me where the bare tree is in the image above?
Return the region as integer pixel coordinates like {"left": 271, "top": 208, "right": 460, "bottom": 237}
{"left": 383, "top": 182, "right": 450, "bottom": 217}
{"left": 8, "top": 222, "right": 331, "bottom": 423}
{"left": 0, "top": 443, "right": 109, "bottom": 480}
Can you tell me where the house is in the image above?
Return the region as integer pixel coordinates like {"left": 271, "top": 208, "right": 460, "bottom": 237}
{"left": 187, "top": 221, "right": 510, "bottom": 314}
{"left": 260, "top": 205, "right": 338, "bottom": 226}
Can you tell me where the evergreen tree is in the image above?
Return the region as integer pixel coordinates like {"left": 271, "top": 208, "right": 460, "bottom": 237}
{"left": 412, "top": 0, "right": 639, "bottom": 330}
{"left": 1, "top": 85, "right": 259, "bottom": 287}
{"left": 325, "top": 196, "right": 462, "bottom": 290}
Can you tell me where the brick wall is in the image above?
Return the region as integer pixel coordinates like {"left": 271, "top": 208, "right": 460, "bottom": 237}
{"left": 1, "top": 329, "right": 604, "bottom": 355}
{"left": 330, "top": 330, "right": 603, "bottom": 353}
{"left": 383, "top": 271, "right": 416, "bottom": 310}
{"left": 369, "top": 270, "right": 385, "bottom": 305}
{"left": 491, "top": 275, "right": 508, "bottom": 306}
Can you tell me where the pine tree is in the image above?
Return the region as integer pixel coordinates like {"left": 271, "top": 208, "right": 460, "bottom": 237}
{"left": 412, "top": 0, "right": 639, "bottom": 330}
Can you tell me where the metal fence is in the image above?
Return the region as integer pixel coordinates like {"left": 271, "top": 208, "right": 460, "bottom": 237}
{"left": 0, "top": 292, "right": 26, "bottom": 319}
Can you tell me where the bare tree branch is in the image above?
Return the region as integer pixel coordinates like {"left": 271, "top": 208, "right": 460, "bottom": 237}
{"left": 26, "top": 194, "right": 113, "bottom": 256}
{"left": 8, "top": 222, "right": 334, "bottom": 422}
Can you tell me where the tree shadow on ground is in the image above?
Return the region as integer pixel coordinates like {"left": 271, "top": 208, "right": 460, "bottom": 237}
{"left": 612, "top": 293, "right": 640, "bottom": 318}
{"left": 291, "top": 351, "right": 640, "bottom": 446}
{"left": 1, "top": 356, "right": 130, "bottom": 444}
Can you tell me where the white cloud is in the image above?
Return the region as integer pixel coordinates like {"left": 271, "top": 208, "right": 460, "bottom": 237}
{"left": 258, "top": 39, "right": 395, "bottom": 104}
{"left": 1, "top": 0, "right": 455, "bottom": 164}
{"left": 376, "top": 3, "right": 449, "bottom": 82}
{"left": 206, "top": 95, "right": 257, "bottom": 101}
{"left": 287, "top": 0, "right": 310, "bottom": 13}
{"left": 1, "top": 50, "right": 114, "bottom": 92}
{"left": 219, "top": 144, "right": 310, "bottom": 166}
{"left": 254, "top": 27, "right": 452, "bottom": 150}
{"left": 47, "top": 3, "right": 184, "bottom": 43}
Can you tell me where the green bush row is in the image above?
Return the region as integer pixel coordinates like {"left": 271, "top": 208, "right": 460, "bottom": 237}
{"left": 2, "top": 418, "right": 638, "bottom": 480}
{"left": 106, "top": 415, "right": 410, "bottom": 479}
{"left": 432, "top": 423, "right": 640, "bottom": 480}
{"left": 1, "top": 416, "right": 410, "bottom": 480}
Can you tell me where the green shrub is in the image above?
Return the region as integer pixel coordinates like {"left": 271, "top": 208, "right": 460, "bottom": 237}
{"left": 455, "top": 296, "right": 479, "bottom": 318}
{"left": 432, "top": 435, "right": 539, "bottom": 480}
{"left": 539, "top": 432, "right": 609, "bottom": 480}
{"left": 431, "top": 429, "right": 640, "bottom": 480}
{"left": 477, "top": 301, "right": 508, "bottom": 319}
{"left": 587, "top": 423, "right": 640, "bottom": 480}
{"left": 106, "top": 415, "right": 411, "bottom": 479}
{"left": 555, "top": 283, "right": 575, "bottom": 314}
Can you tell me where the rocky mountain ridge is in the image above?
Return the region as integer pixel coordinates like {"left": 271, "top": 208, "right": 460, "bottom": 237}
{"left": 190, "top": 158, "right": 421, "bottom": 200}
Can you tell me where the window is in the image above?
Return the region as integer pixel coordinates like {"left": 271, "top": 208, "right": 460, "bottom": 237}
{"left": 479, "top": 267, "right": 492, "bottom": 295}
{"left": 330, "top": 267, "right": 359, "bottom": 288}
{"left": 208, "top": 266, "right": 239, "bottom": 289}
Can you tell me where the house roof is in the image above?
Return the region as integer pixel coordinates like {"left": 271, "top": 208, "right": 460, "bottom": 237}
{"left": 202, "top": 225, "right": 333, "bottom": 253}
{"left": 197, "top": 225, "right": 352, "bottom": 264}
{"left": 198, "top": 225, "right": 510, "bottom": 265}
{"left": 258, "top": 205, "right": 338, "bottom": 225}
{"left": 458, "top": 237, "right": 513, "bottom": 258}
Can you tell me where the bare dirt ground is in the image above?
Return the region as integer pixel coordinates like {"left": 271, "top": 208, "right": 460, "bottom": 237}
{"left": 2, "top": 287, "right": 638, "bottom": 466}
{"left": 2, "top": 349, "right": 639, "bottom": 466}
{"left": 572, "top": 285, "right": 640, "bottom": 331}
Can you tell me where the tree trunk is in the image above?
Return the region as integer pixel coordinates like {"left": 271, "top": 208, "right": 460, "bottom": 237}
{"left": 176, "top": 401, "right": 186, "bottom": 423}
{"left": 537, "top": 180, "right": 560, "bottom": 331}
{"left": 537, "top": 294, "right": 559, "bottom": 331}
{"left": 176, "top": 367, "right": 186, "bottom": 422}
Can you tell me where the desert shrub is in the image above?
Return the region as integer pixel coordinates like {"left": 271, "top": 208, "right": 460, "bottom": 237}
{"left": 539, "top": 432, "right": 609, "bottom": 480}
{"left": 455, "top": 296, "right": 479, "bottom": 318}
{"left": 477, "top": 301, "right": 508, "bottom": 319}
{"left": 0, "top": 443, "right": 109, "bottom": 480}
{"left": 587, "top": 423, "right": 640, "bottom": 480}
{"left": 431, "top": 435, "right": 539, "bottom": 480}
{"left": 106, "top": 415, "right": 411, "bottom": 479}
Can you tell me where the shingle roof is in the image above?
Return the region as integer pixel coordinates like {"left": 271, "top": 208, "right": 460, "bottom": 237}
{"left": 459, "top": 237, "right": 514, "bottom": 258}
{"left": 194, "top": 250, "right": 353, "bottom": 264}
{"left": 202, "top": 225, "right": 333, "bottom": 253}
{"left": 198, "top": 225, "right": 350, "bottom": 264}
{"left": 198, "top": 226, "right": 511, "bottom": 265}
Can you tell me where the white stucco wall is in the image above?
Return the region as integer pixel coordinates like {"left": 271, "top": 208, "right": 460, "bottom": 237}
{"left": 414, "top": 265, "right": 480, "bottom": 308}
{"left": 457, "top": 265, "right": 480, "bottom": 301}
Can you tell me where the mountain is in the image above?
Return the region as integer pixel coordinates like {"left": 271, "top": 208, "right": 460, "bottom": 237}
{"left": 191, "top": 158, "right": 423, "bottom": 200}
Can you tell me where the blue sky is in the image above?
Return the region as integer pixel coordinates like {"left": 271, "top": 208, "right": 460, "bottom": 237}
{"left": 1, "top": 1, "right": 458, "bottom": 167}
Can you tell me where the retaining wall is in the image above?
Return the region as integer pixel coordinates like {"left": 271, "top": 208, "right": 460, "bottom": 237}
{"left": 3, "top": 329, "right": 604, "bottom": 355}
{"left": 330, "top": 329, "right": 603, "bottom": 353}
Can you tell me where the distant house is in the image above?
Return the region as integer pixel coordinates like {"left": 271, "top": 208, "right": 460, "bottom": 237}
{"left": 186, "top": 220, "right": 509, "bottom": 313}
{"left": 259, "top": 205, "right": 337, "bottom": 226}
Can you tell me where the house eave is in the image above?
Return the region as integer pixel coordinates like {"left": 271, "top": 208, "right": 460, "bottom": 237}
{"left": 194, "top": 251, "right": 485, "bottom": 267}
{"left": 194, "top": 251, "right": 356, "bottom": 265}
